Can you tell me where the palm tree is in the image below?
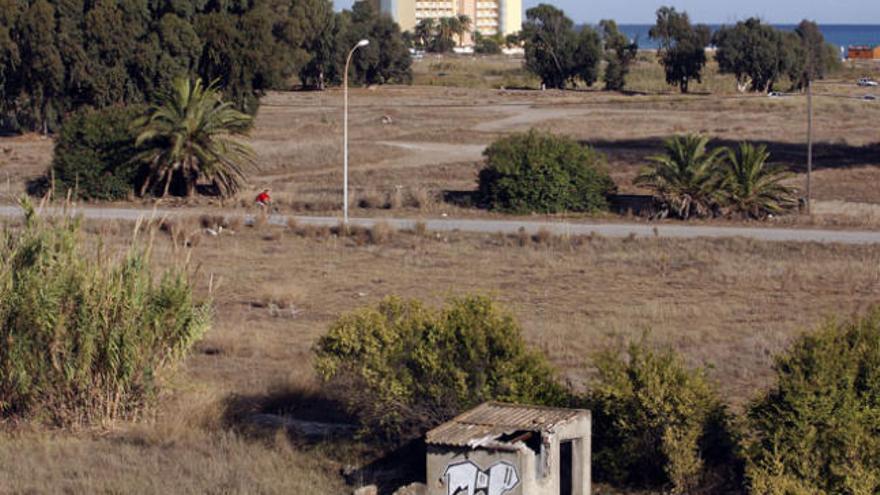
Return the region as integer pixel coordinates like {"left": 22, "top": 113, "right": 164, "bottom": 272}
{"left": 720, "top": 143, "right": 797, "bottom": 219}
{"left": 456, "top": 15, "right": 472, "bottom": 47}
{"left": 436, "top": 17, "right": 458, "bottom": 52}
{"left": 132, "top": 78, "right": 255, "bottom": 198}
{"left": 634, "top": 134, "right": 726, "bottom": 219}
{"left": 415, "top": 18, "right": 436, "bottom": 49}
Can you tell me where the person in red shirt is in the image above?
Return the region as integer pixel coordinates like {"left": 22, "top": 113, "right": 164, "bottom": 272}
{"left": 255, "top": 188, "right": 271, "bottom": 212}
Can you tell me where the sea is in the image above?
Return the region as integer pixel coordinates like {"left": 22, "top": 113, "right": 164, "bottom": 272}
{"left": 603, "top": 24, "right": 880, "bottom": 55}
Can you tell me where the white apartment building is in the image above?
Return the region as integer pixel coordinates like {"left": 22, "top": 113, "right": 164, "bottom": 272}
{"left": 369, "top": 0, "right": 521, "bottom": 39}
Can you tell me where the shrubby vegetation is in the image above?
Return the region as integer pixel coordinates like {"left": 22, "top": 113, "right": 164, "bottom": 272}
{"left": 478, "top": 130, "right": 616, "bottom": 214}
{"left": 474, "top": 32, "right": 503, "bottom": 55}
{"left": 521, "top": 5, "right": 602, "bottom": 89}
{"left": 587, "top": 341, "right": 738, "bottom": 493}
{"left": 49, "top": 105, "right": 145, "bottom": 201}
{"left": 746, "top": 309, "right": 880, "bottom": 494}
{"left": 0, "top": 201, "right": 210, "bottom": 425}
{"left": 0, "top": 0, "right": 411, "bottom": 132}
{"left": 313, "top": 295, "right": 568, "bottom": 441}
{"left": 635, "top": 134, "right": 796, "bottom": 220}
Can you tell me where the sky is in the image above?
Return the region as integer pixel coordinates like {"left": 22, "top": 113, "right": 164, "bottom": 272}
{"left": 332, "top": 0, "right": 880, "bottom": 24}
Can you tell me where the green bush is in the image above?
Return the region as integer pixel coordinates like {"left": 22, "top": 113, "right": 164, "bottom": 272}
{"left": 49, "top": 105, "right": 145, "bottom": 200}
{"left": 746, "top": 309, "right": 880, "bottom": 494}
{"left": 478, "top": 130, "right": 616, "bottom": 214}
{"left": 587, "top": 340, "right": 738, "bottom": 494}
{"left": 0, "top": 200, "right": 210, "bottom": 425}
{"left": 313, "top": 295, "right": 569, "bottom": 441}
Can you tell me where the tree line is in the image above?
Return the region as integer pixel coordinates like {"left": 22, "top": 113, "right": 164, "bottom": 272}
{"left": 520, "top": 4, "right": 840, "bottom": 93}
{"left": 0, "top": 0, "right": 412, "bottom": 133}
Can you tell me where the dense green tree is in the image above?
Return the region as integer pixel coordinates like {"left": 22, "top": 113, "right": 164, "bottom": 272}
{"left": 132, "top": 78, "right": 254, "bottom": 197}
{"left": 521, "top": 4, "right": 601, "bottom": 89}
{"left": 293, "top": 0, "right": 340, "bottom": 90}
{"left": 337, "top": 2, "right": 412, "bottom": 86}
{"left": 649, "top": 6, "right": 710, "bottom": 93}
{"left": 786, "top": 20, "right": 840, "bottom": 90}
{"left": 0, "top": 0, "right": 411, "bottom": 132}
{"left": 15, "top": 0, "right": 64, "bottom": 133}
{"left": 713, "top": 18, "right": 790, "bottom": 93}
{"left": 600, "top": 19, "right": 638, "bottom": 91}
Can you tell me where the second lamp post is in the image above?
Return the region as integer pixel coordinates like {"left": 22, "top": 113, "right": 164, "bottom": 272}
{"left": 343, "top": 39, "right": 370, "bottom": 225}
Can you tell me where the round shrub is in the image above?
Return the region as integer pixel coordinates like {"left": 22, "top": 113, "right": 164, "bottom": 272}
{"left": 313, "top": 295, "right": 569, "bottom": 441}
{"left": 587, "top": 341, "right": 738, "bottom": 494}
{"left": 478, "top": 130, "right": 616, "bottom": 214}
{"left": 0, "top": 200, "right": 210, "bottom": 425}
{"left": 49, "top": 105, "right": 145, "bottom": 200}
{"left": 747, "top": 309, "right": 880, "bottom": 494}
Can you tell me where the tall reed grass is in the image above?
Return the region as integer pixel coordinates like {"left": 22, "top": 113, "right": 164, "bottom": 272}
{"left": 0, "top": 199, "right": 210, "bottom": 426}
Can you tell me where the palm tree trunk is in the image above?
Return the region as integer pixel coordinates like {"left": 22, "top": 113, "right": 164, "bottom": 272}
{"left": 163, "top": 170, "right": 173, "bottom": 198}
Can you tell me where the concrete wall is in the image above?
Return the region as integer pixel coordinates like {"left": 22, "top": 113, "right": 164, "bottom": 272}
{"left": 426, "top": 414, "right": 590, "bottom": 495}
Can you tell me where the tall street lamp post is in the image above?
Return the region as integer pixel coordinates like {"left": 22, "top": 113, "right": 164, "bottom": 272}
{"left": 343, "top": 38, "right": 370, "bottom": 225}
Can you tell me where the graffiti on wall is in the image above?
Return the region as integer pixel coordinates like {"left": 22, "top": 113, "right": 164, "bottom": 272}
{"left": 443, "top": 460, "right": 520, "bottom": 495}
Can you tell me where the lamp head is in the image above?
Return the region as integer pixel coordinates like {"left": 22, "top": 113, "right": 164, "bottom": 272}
{"left": 357, "top": 39, "right": 370, "bottom": 48}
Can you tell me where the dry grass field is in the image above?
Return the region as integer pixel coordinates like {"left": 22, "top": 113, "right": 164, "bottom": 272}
{"left": 1, "top": 55, "right": 879, "bottom": 493}
{"left": 2, "top": 55, "right": 879, "bottom": 227}
{"left": 2, "top": 215, "right": 879, "bottom": 492}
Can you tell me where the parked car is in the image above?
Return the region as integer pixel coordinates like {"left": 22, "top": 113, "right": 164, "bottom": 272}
{"left": 858, "top": 78, "right": 879, "bottom": 87}
{"left": 767, "top": 91, "right": 785, "bottom": 98}
{"left": 864, "top": 94, "right": 877, "bottom": 101}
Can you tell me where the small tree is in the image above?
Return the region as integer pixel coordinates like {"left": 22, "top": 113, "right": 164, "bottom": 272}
{"left": 478, "top": 130, "right": 616, "bottom": 214}
{"left": 600, "top": 20, "right": 638, "bottom": 91}
{"left": 314, "top": 296, "right": 568, "bottom": 441}
{"left": 747, "top": 309, "right": 880, "bottom": 494}
{"left": 649, "top": 6, "right": 710, "bottom": 93}
{"left": 634, "top": 134, "right": 725, "bottom": 219}
{"left": 474, "top": 32, "right": 502, "bottom": 55}
{"left": 133, "top": 77, "right": 255, "bottom": 198}
{"left": 720, "top": 143, "right": 797, "bottom": 219}
{"left": 588, "top": 340, "right": 738, "bottom": 494}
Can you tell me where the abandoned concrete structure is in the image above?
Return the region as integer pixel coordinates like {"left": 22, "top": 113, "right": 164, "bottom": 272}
{"left": 425, "top": 402, "right": 591, "bottom": 495}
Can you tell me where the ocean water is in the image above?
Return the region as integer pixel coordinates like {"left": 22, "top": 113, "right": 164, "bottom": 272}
{"left": 604, "top": 24, "right": 880, "bottom": 53}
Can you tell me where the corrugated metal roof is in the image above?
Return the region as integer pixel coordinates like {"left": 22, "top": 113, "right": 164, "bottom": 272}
{"left": 426, "top": 402, "right": 588, "bottom": 448}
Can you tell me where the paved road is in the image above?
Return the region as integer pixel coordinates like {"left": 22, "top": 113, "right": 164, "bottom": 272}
{"left": 2, "top": 204, "right": 880, "bottom": 245}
